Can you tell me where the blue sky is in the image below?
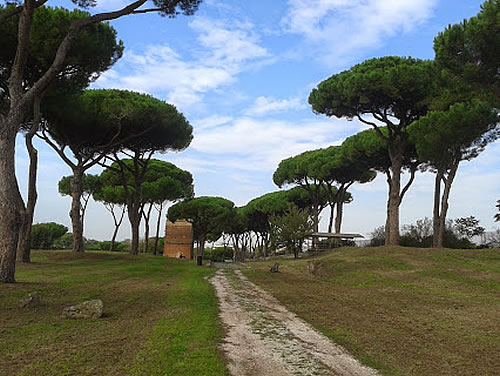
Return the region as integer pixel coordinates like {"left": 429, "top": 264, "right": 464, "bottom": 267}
{"left": 16, "top": 0, "right": 500, "bottom": 241}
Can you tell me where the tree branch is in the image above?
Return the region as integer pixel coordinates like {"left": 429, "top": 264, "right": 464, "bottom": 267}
{"left": 0, "top": 0, "right": 48, "bottom": 25}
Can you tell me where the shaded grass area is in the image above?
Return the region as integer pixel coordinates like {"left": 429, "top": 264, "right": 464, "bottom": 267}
{"left": 242, "top": 246, "right": 500, "bottom": 376}
{"left": 0, "top": 251, "right": 229, "bottom": 376}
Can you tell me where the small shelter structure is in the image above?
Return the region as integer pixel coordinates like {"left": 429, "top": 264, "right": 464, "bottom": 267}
{"left": 164, "top": 220, "right": 193, "bottom": 259}
{"left": 307, "top": 232, "right": 364, "bottom": 251}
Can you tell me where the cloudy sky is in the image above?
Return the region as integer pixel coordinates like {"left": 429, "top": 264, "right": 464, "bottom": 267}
{"left": 16, "top": 0, "right": 499, "bottom": 241}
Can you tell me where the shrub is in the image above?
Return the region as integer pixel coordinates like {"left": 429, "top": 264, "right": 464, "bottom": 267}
{"left": 31, "top": 222, "right": 68, "bottom": 249}
{"left": 204, "top": 247, "right": 233, "bottom": 262}
{"left": 369, "top": 225, "right": 385, "bottom": 246}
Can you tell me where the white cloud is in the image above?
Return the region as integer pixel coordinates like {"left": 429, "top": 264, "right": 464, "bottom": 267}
{"left": 281, "top": 0, "right": 437, "bottom": 67}
{"left": 191, "top": 116, "right": 364, "bottom": 171}
{"left": 95, "top": 17, "right": 270, "bottom": 109}
{"left": 245, "top": 96, "right": 306, "bottom": 116}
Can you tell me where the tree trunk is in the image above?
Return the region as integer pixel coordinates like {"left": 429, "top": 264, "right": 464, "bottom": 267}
{"left": 70, "top": 166, "right": 85, "bottom": 252}
{"left": 17, "top": 98, "right": 40, "bottom": 262}
{"left": 17, "top": 95, "right": 43, "bottom": 262}
{"left": 437, "top": 161, "right": 459, "bottom": 248}
{"left": 153, "top": 203, "right": 163, "bottom": 255}
{"left": 387, "top": 154, "right": 402, "bottom": 246}
{"left": 384, "top": 172, "right": 392, "bottom": 245}
{"left": 432, "top": 172, "right": 442, "bottom": 248}
{"left": 110, "top": 206, "right": 125, "bottom": 251}
{"left": 129, "top": 209, "right": 141, "bottom": 255}
{"left": 143, "top": 203, "right": 153, "bottom": 253}
{"left": 335, "top": 199, "right": 344, "bottom": 233}
{"left": 328, "top": 203, "right": 335, "bottom": 233}
{"left": 0, "top": 119, "right": 25, "bottom": 282}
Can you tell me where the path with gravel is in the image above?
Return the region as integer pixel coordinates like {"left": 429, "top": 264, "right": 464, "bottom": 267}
{"left": 210, "top": 269, "right": 380, "bottom": 376}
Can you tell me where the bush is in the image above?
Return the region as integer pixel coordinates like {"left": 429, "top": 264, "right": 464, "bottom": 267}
{"left": 31, "top": 222, "right": 68, "bottom": 249}
{"left": 400, "top": 217, "right": 433, "bottom": 248}
{"left": 99, "top": 241, "right": 129, "bottom": 252}
{"left": 52, "top": 233, "right": 73, "bottom": 249}
{"left": 204, "top": 247, "right": 233, "bottom": 262}
{"left": 369, "top": 225, "right": 385, "bottom": 246}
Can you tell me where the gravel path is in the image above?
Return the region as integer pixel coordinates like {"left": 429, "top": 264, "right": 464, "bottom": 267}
{"left": 210, "top": 269, "right": 380, "bottom": 376}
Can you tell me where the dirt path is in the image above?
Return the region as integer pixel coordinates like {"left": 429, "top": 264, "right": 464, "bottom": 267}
{"left": 210, "top": 269, "right": 380, "bottom": 376}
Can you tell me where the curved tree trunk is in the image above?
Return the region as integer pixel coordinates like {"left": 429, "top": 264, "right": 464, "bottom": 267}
{"left": 437, "top": 161, "right": 459, "bottom": 248}
{"left": 70, "top": 166, "right": 85, "bottom": 252}
{"left": 0, "top": 120, "right": 25, "bottom": 282}
{"left": 109, "top": 206, "right": 125, "bottom": 251}
{"left": 17, "top": 98, "right": 40, "bottom": 262}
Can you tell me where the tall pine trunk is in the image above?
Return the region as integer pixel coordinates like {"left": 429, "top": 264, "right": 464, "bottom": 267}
{"left": 17, "top": 96, "right": 42, "bottom": 262}
{"left": 432, "top": 173, "right": 442, "bottom": 248}
{"left": 435, "top": 161, "right": 459, "bottom": 248}
{"left": 70, "top": 167, "right": 85, "bottom": 252}
{"left": 129, "top": 209, "right": 141, "bottom": 255}
{"left": 109, "top": 206, "right": 125, "bottom": 251}
{"left": 143, "top": 203, "right": 153, "bottom": 253}
{"left": 153, "top": 203, "right": 163, "bottom": 255}
{"left": 335, "top": 199, "right": 344, "bottom": 233}
{"left": 328, "top": 203, "right": 335, "bottom": 233}
{"left": 386, "top": 154, "right": 402, "bottom": 246}
{"left": 0, "top": 119, "right": 25, "bottom": 282}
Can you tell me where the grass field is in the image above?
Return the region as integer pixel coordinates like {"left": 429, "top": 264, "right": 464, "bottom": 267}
{"left": 242, "top": 246, "right": 500, "bottom": 376}
{"left": 0, "top": 251, "right": 229, "bottom": 376}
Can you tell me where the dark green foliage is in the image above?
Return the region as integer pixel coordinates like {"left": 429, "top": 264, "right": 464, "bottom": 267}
{"left": 99, "top": 159, "right": 193, "bottom": 205}
{"left": 31, "top": 222, "right": 68, "bottom": 249}
{"left": 168, "top": 197, "right": 235, "bottom": 254}
{"left": 309, "top": 56, "right": 435, "bottom": 125}
{"left": 434, "top": 0, "right": 500, "bottom": 100}
{"left": 44, "top": 89, "right": 193, "bottom": 157}
{"left": 58, "top": 174, "right": 102, "bottom": 198}
{"left": 0, "top": 5, "right": 124, "bottom": 113}
{"left": 409, "top": 100, "right": 499, "bottom": 170}
{"left": 203, "top": 247, "right": 234, "bottom": 262}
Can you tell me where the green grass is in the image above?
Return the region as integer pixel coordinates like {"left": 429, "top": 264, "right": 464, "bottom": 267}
{"left": 0, "top": 251, "right": 229, "bottom": 376}
{"left": 242, "top": 246, "right": 500, "bottom": 376}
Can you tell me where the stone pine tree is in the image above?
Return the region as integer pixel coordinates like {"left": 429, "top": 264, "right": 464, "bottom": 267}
{"left": 93, "top": 181, "right": 127, "bottom": 252}
{"left": 58, "top": 174, "right": 102, "bottom": 247}
{"left": 99, "top": 97, "right": 193, "bottom": 255}
{"left": 141, "top": 161, "right": 193, "bottom": 255}
{"left": 101, "top": 159, "right": 193, "bottom": 254}
{"left": 434, "top": 0, "right": 500, "bottom": 101}
{"left": 309, "top": 56, "right": 435, "bottom": 245}
{"left": 273, "top": 150, "right": 330, "bottom": 234}
{"left": 41, "top": 89, "right": 183, "bottom": 253}
{"left": 0, "top": 0, "right": 202, "bottom": 283}
{"left": 168, "top": 197, "right": 235, "bottom": 259}
{"left": 410, "top": 101, "right": 499, "bottom": 248}
{"left": 340, "top": 127, "right": 421, "bottom": 239}
{"left": 306, "top": 146, "right": 375, "bottom": 233}
{"left": 406, "top": 1, "right": 500, "bottom": 248}
{"left": 0, "top": 5, "right": 123, "bottom": 263}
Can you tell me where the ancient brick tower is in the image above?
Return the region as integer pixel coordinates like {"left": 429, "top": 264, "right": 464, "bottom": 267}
{"left": 164, "top": 220, "right": 193, "bottom": 259}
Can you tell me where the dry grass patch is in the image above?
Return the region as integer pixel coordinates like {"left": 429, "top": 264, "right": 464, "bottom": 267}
{"left": 242, "top": 246, "right": 500, "bottom": 376}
